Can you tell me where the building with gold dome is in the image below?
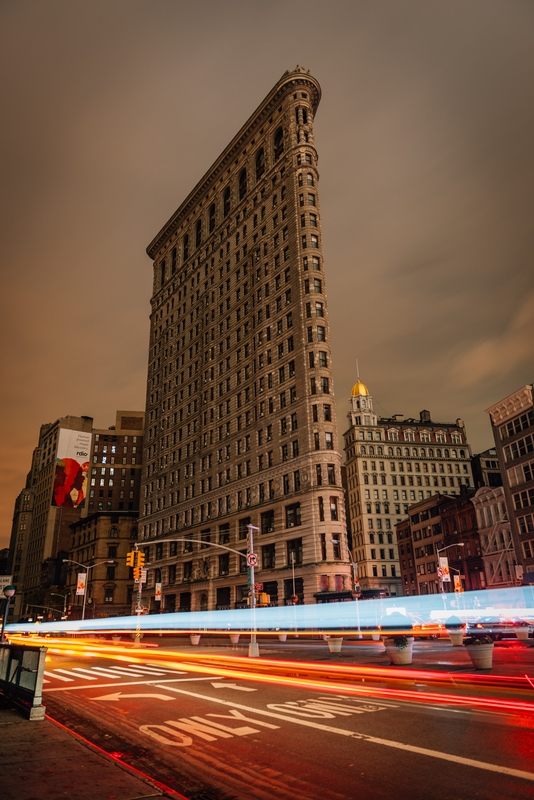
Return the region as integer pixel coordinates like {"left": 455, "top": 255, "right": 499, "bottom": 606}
{"left": 343, "top": 378, "right": 474, "bottom": 596}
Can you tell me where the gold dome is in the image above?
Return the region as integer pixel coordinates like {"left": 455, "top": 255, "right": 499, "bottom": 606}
{"left": 351, "top": 380, "right": 369, "bottom": 397}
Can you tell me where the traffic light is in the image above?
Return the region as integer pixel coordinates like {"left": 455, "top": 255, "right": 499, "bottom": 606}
{"left": 137, "top": 552, "right": 146, "bottom": 568}
{"left": 126, "top": 551, "right": 136, "bottom": 567}
{"left": 133, "top": 566, "right": 142, "bottom": 581}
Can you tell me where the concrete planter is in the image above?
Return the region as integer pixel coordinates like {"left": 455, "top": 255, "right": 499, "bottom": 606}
{"left": 327, "top": 637, "right": 343, "bottom": 653}
{"left": 371, "top": 634, "right": 380, "bottom": 641}
{"left": 515, "top": 627, "right": 530, "bottom": 642}
{"left": 229, "top": 634, "right": 240, "bottom": 645}
{"left": 448, "top": 631, "right": 465, "bottom": 647}
{"left": 278, "top": 633, "right": 288, "bottom": 642}
{"left": 384, "top": 636, "right": 414, "bottom": 666}
{"left": 190, "top": 634, "right": 201, "bottom": 645}
{"left": 465, "top": 643, "right": 493, "bottom": 669}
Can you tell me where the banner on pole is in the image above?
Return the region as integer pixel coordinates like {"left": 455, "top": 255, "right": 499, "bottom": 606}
{"left": 155, "top": 582, "right": 162, "bottom": 601}
{"left": 439, "top": 557, "right": 451, "bottom": 582}
{"left": 76, "top": 573, "right": 87, "bottom": 596}
{"left": 453, "top": 574, "right": 462, "bottom": 592}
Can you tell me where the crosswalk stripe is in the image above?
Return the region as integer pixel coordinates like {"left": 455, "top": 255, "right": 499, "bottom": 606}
{"left": 44, "top": 670, "right": 73, "bottom": 682}
{"left": 96, "top": 667, "right": 147, "bottom": 676}
{"left": 126, "top": 665, "right": 175, "bottom": 675}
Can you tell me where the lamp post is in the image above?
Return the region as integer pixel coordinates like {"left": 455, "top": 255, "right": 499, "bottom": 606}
{"left": 63, "top": 559, "right": 114, "bottom": 620}
{"left": 437, "top": 543, "right": 465, "bottom": 594}
{"left": 50, "top": 591, "right": 69, "bottom": 619}
{"left": 1, "top": 585, "right": 16, "bottom": 644}
{"left": 158, "top": 529, "right": 261, "bottom": 657}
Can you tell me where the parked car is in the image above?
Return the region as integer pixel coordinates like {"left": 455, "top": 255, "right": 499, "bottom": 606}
{"left": 466, "top": 616, "right": 532, "bottom": 641}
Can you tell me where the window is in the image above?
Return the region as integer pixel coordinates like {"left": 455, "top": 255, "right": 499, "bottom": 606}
{"left": 209, "top": 203, "right": 216, "bottom": 233}
{"left": 274, "top": 127, "right": 284, "bottom": 160}
{"left": 286, "top": 503, "right": 301, "bottom": 528}
{"left": 315, "top": 302, "right": 324, "bottom": 317}
{"left": 262, "top": 543, "right": 276, "bottom": 568}
{"left": 311, "top": 235, "right": 319, "bottom": 249}
{"left": 223, "top": 187, "right": 231, "bottom": 217}
{"left": 219, "top": 553, "right": 230, "bottom": 576}
{"left": 239, "top": 168, "right": 247, "bottom": 200}
{"left": 104, "top": 588, "right": 114, "bottom": 604}
{"left": 321, "top": 377, "right": 329, "bottom": 394}
{"left": 195, "top": 219, "right": 202, "bottom": 249}
{"left": 287, "top": 537, "right": 303, "bottom": 565}
{"left": 183, "top": 233, "right": 189, "bottom": 262}
{"left": 106, "top": 566, "right": 115, "bottom": 580}
{"left": 308, "top": 193, "right": 316, "bottom": 205}
{"left": 332, "top": 534, "right": 341, "bottom": 559}
{"left": 325, "top": 432, "right": 333, "bottom": 450}
{"left": 323, "top": 404, "right": 331, "bottom": 421}
{"left": 256, "top": 148, "right": 265, "bottom": 180}
{"left": 261, "top": 510, "right": 275, "bottom": 534}
{"left": 327, "top": 464, "right": 336, "bottom": 484}
{"left": 317, "top": 326, "right": 326, "bottom": 342}
{"left": 318, "top": 351, "right": 327, "bottom": 367}
{"left": 330, "top": 497, "right": 339, "bottom": 521}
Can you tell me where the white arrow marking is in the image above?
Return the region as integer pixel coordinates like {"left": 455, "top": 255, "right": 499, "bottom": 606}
{"left": 92, "top": 692, "right": 175, "bottom": 702}
{"left": 211, "top": 682, "right": 257, "bottom": 692}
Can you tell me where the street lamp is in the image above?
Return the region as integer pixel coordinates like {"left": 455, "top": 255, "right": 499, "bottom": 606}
{"left": 437, "top": 543, "right": 465, "bottom": 593}
{"left": 63, "top": 559, "right": 114, "bottom": 620}
{"left": 157, "top": 528, "right": 261, "bottom": 657}
{"left": 1, "top": 585, "right": 16, "bottom": 644}
{"left": 50, "top": 591, "right": 69, "bottom": 619}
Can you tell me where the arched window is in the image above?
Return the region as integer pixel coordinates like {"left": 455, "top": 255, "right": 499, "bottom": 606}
{"left": 239, "top": 168, "right": 247, "bottom": 200}
{"left": 360, "top": 446, "right": 366, "bottom": 455}
{"left": 209, "top": 203, "right": 216, "bottom": 233}
{"left": 195, "top": 219, "right": 202, "bottom": 249}
{"left": 183, "top": 233, "right": 189, "bottom": 262}
{"left": 223, "top": 187, "right": 231, "bottom": 217}
{"left": 403, "top": 448, "right": 409, "bottom": 457}
{"left": 396, "top": 447, "right": 402, "bottom": 457}
{"left": 388, "top": 447, "right": 393, "bottom": 456}
{"left": 256, "top": 148, "right": 265, "bottom": 180}
{"left": 274, "top": 127, "right": 284, "bottom": 160}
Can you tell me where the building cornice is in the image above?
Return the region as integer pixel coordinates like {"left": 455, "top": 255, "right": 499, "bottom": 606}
{"left": 485, "top": 384, "right": 533, "bottom": 425}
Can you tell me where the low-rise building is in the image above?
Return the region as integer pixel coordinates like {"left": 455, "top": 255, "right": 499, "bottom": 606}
{"left": 486, "top": 384, "right": 534, "bottom": 584}
{"left": 471, "top": 447, "right": 502, "bottom": 489}
{"left": 471, "top": 486, "right": 520, "bottom": 588}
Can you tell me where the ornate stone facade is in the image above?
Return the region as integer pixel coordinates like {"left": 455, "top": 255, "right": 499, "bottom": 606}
{"left": 140, "top": 68, "right": 351, "bottom": 610}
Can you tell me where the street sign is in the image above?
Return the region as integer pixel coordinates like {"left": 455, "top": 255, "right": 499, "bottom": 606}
{"left": 437, "top": 567, "right": 444, "bottom": 578}
{"left": 254, "top": 583, "right": 263, "bottom": 591}
{"left": 246, "top": 553, "right": 258, "bottom": 567}
{"left": 0, "top": 576, "right": 13, "bottom": 593}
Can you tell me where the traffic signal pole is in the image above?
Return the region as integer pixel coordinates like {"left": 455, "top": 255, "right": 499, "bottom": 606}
{"left": 247, "top": 525, "right": 260, "bottom": 657}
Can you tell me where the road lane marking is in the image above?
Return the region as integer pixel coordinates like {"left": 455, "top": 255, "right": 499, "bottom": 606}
{"left": 211, "top": 682, "right": 257, "bottom": 692}
{"left": 93, "top": 692, "right": 175, "bottom": 702}
{"left": 140, "top": 713, "right": 279, "bottom": 747}
{"left": 45, "top": 675, "right": 227, "bottom": 693}
{"left": 154, "top": 684, "right": 534, "bottom": 783}
{"left": 91, "top": 666, "right": 149, "bottom": 676}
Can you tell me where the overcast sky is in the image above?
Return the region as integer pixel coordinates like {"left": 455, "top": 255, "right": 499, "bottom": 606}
{"left": 1, "top": 0, "right": 533, "bottom": 549}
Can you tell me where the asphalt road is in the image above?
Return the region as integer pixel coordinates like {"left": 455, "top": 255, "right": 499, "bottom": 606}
{"left": 43, "top": 642, "right": 534, "bottom": 800}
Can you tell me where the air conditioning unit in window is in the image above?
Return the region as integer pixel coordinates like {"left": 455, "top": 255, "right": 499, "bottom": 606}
{"left": 266, "top": 527, "right": 274, "bottom": 533}
{"left": 288, "top": 522, "right": 295, "bottom": 528}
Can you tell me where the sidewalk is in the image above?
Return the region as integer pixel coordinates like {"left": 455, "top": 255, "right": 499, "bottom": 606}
{"left": 0, "top": 704, "right": 183, "bottom": 800}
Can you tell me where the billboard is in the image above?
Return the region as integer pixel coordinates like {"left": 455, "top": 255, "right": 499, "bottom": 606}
{"left": 52, "top": 428, "right": 91, "bottom": 508}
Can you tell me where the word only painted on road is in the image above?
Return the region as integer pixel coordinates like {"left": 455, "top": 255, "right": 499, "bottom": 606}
{"left": 139, "top": 696, "right": 392, "bottom": 747}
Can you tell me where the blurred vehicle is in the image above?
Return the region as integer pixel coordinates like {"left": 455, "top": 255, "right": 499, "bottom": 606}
{"left": 377, "top": 612, "right": 442, "bottom": 639}
{"left": 466, "top": 616, "right": 532, "bottom": 641}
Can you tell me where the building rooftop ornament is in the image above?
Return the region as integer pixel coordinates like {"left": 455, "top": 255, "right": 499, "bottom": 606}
{"left": 351, "top": 380, "right": 369, "bottom": 397}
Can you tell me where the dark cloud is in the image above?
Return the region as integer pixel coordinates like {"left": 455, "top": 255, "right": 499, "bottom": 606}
{"left": 1, "top": 0, "right": 533, "bottom": 546}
